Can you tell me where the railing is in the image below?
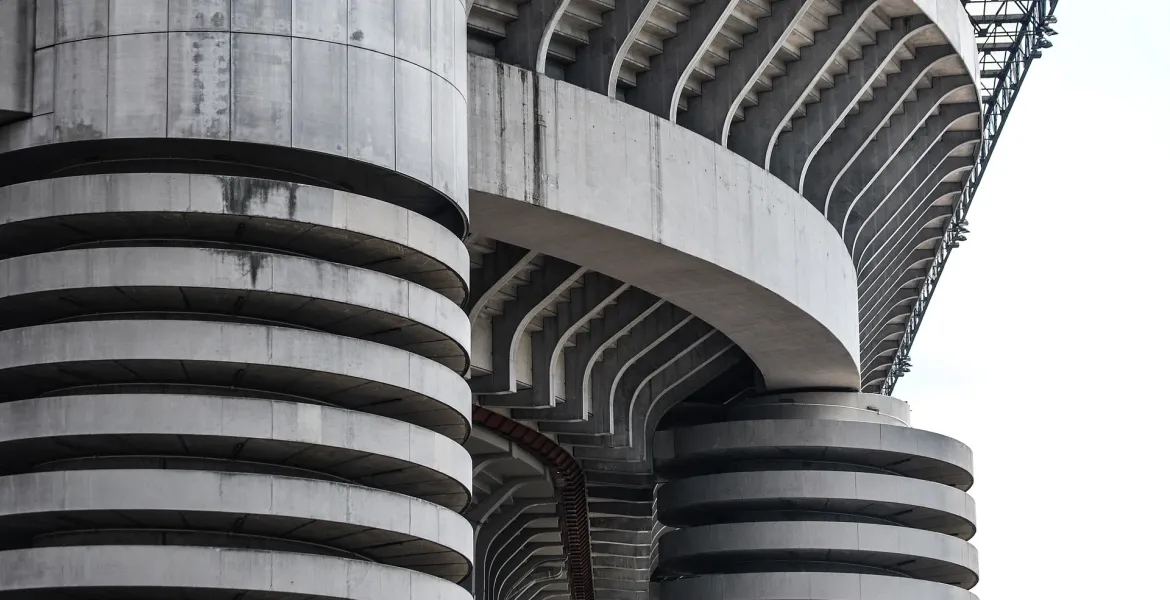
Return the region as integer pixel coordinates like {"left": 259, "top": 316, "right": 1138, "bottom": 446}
{"left": 883, "top": 0, "right": 1060, "bottom": 394}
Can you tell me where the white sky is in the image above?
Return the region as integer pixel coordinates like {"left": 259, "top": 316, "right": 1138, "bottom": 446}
{"left": 894, "top": 1, "right": 1170, "bottom": 596}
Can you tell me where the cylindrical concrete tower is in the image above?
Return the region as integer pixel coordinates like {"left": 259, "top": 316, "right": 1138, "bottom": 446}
{"left": 0, "top": 1, "right": 1058, "bottom": 599}
{"left": 0, "top": 1, "right": 474, "bottom": 599}
{"left": 654, "top": 392, "right": 977, "bottom": 599}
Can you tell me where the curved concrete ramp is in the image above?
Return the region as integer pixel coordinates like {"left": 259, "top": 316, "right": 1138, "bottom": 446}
{"left": 469, "top": 58, "right": 861, "bottom": 390}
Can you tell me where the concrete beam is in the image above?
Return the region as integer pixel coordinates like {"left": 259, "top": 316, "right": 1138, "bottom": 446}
{"left": 474, "top": 257, "right": 587, "bottom": 395}
{"left": 469, "top": 57, "right": 862, "bottom": 390}
{"left": 496, "top": 0, "right": 573, "bottom": 73}
{"left": 728, "top": 0, "right": 882, "bottom": 168}
{"left": 542, "top": 304, "right": 692, "bottom": 436}
{"left": 512, "top": 288, "right": 662, "bottom": 423}
{"left": 832, "top": 103, "right": 981, "bottom": 233}
{"left": 773, "top": 15, "right": 934, "bottom": 188}
{"left": 467, "top": 242, "right": 538, "bottom": 325}
{"left": 853, "top": 158, "right": 970, "bottom": 263}
{"left": 803, "top": 50, "right": 961, "bottom": 211}
{"left": 521, "top": 273, "right": 629, "bottom": 408}
{"left": 475, "top": 500, "right": 558, "bottom": 600}
{"left": 678, "top": 0, "right": 815, "bottom": 144}
{"left": 626, "top": 0, "right": 740, "bottom": 120}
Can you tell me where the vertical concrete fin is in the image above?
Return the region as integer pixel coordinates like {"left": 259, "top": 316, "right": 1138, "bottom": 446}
{"left": 625, "top": 0, "right": 739, "bottom": 121}
{"left": 772, "top": 16, "right": 934, "bottom": 193}
{"left": 496, "top": 0, "right": 573, "bottom": 73}
{"left": 564, "top": 0, "right": 659, "bottom": 97}
{"left": 678, "top": 0, "right": 816, "bottom": 144}
{"left": 473, "top": 256, "right": 587, "bottom": 396}
{"left": 728, "top": 0, "right": 882, "bottom": 168}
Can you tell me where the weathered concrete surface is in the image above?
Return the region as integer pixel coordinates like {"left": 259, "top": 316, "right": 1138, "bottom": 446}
{"left": 655, "top": 416, "right": 975, "bottom": 490}
{"left": 657, "top": 521, "right": 979, "bottom": 587}
{"left": 652, "top": 392, "right": 979, "bottom": 598}
{"left": 0, "top": 246, "right": 472, "bottom": 372}
{"left": 0, "top": 319, "right": 472, "bottom": 441}
{"left": 0, "top": 393, "right": 473, "bottom": 510}
{"left": 0, "top": 545, "right": 474, "bottom": 600}
{"left": 0, "top": 173, "right": 471, "bottom": 302}
{"left": 0, "top": 469, "right": 474, "bottom": 578}
{"left": 0, "top": 0, "right": 469, "bottom": 234}
{"left": 467, "top": 56, "right": 861, "bottom": 390}
{"left": 657, "top": 470, "right": 977, "bottom": 539}
{"left": 0, "top": 4, "right": 480, "bottom": 600}
{"left": 658, "top": 572, "right": 979, "bottom": 600}
{"left": 0, "top": 0, "right": 33, "bottom": 124}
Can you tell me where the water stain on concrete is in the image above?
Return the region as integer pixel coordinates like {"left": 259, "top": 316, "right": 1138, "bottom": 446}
{"left": 219, "top": 176, "right": 300, "bottom": 219}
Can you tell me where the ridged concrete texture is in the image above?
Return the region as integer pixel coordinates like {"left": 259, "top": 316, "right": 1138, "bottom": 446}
{"left": 0, "top": 2, "right": 473, "bottom": 599}
{"left": 654, "top": 392, "right": 978, "bottom": 598}
{"left": 0, "top": 1, "right": 998, "bottom": 599}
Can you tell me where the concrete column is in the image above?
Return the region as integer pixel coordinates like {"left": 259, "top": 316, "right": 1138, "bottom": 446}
{"left": 653, "top": 391, "right": 979, "bottom": 600}
{"left": 0, "top": 2, "right": 474, "bottom": 599}
{"left": 0, "top": 0, "right": 33, "bottom": 123}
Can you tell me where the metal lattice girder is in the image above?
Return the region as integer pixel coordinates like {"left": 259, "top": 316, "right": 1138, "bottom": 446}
{"left": 883, "top": 0, "right": 1060, "bottom": 394}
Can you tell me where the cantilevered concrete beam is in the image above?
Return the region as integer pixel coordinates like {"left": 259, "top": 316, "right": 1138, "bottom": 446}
{"left": 626, "top": 0, "right": 739, "bottom": 120}
{"left": 467, "top": 243, "right": 538, "bottom": 326}
{"left": 570, "top": 346, "right": 741, "bottom": 467}
{"left": 852, "top": 131, "right": 978, "bottom": 278}
{"left": 849, "top": 145, "right": 974, "bottom": 256}
{"left": 859, "top": 233, "right": 944, "bottom": 334}
{"left": 522, "top": 273, "right": 629, "bottom": 408}
{"left": 678, "top": 0, "right": 815, "bottom": 143}
{"left": 542, "top": 304, "right": 693, "bottom": 435}
{"left": 474, "top": 257, "right": 587, "bottom": 395}
{"left": 830, "top": 102, "right": 980, "bottom": 232}
{"left": 475, "top": 500, "right": 556, "bottom": 599}
{"left": 828, "top": 75, "right": 972, "bottom": 223}
{"left": 729, "top": 0, "right": 882, "bottom": 168}
{"left": 855, "top": 171, "right": 966, "bottom": 266}
{"left": 513, "top": 288, "right": 662, "bottom": 423}
{"left": 856, "top": 179, "right": 970, "bottom": 321}
{"left": 564, "top": 325, "right": 728, "bottom": 449}
{"left": 565, "top": 0, "right": 659, "bottom": 96}
{"left": 772, "top": 16, "right": 934, "bottom": 189}
{"left": 497, "top": 0, "right": 573, "bottom": 73}
{"left": 801, "top": 48, "right": 959, "bottom": 210}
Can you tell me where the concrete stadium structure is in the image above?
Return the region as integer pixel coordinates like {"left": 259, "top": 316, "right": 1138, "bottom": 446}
{"left": 0, "top": 1, "right": 1056, "bottom": 599}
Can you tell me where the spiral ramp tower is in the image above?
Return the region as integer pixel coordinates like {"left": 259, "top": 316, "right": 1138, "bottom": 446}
{"left": 0, "top": 1, "right": 475, "bottom": 599}
{"left": 0, "top": 1, "right": 1056, "bottom": 600}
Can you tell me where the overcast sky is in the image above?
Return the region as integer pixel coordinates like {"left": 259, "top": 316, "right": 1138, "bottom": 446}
{"left": 894, "top": 1, "right": 1170, "bottom": 597}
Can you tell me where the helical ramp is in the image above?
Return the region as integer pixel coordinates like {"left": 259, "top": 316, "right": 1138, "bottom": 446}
{"left": 653, "top": 392, "right": 978, "bottom": 600}
{"left": 0, "top": 1, "right": 475, "bottom": 598}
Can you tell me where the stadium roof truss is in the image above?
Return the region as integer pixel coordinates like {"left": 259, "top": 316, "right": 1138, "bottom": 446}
{"left": 884, "top": 0, "right": 1060, "bottom": 393}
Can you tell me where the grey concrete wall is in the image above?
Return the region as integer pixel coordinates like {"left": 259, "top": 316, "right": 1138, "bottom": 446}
{"left": 1, "top": 0, "right": 469, "bottom": 226}
{"left": 653, "top": 392, "right": 979, "bottom": 599}
{"left": 0, "top": 468, "right": 473, "bottom": 576}
{"left": 0, "top": 319, "right": 472, "bottom": 439}
{"left": 0, "top": 0, "right": 33, "bottom": 123}
{"left": 0, "top": 173, "right": 471, "bottom": 301}
{"left": 658, "top": 572, "right": 979, "bottom": 600}
{"left": 0, "top": 393, "right": 473, "bottom": 507}
{"left": 0, "top": 545, "right": 473, "bottom": 600}
{"left": 0, "top": 246, "right": 472, "bottom": 372}
{"left": 467, "top": 55, "right": 861, "bottom": 391}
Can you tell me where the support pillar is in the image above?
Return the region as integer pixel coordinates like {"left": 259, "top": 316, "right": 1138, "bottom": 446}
{"left": 653, "top": 392, "right": 979, "bottom": 600}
